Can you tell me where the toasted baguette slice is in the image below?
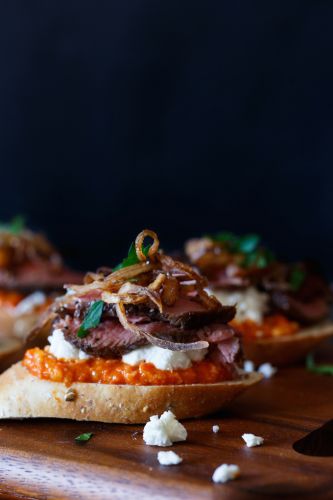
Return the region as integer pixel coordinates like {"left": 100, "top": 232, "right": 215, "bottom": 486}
{"left": 0, "top": 363, "right": 262, "bottom": 424}
{"left": 243, "top": 321, "right": 333, "bottom": 366}
{"left": 0, "top": 338, "right": 24, "bottom": 372}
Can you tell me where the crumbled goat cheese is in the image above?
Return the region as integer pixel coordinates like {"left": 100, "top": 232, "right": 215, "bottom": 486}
{"left": 242, "top": 433, "right": 264, "bottom": 447}
{"left": 14, "top": 291, "right": 46, "bottom": 315}
{"left": 212, "top": 464, "right": 240, "bottom": 483}
{"left": 143, "top": 411, "right": 187, "bottom": 447}
{"left": 258, "top": 362, "right": 277, "bottom": 378}
{"left": 157, "top": 451, "right": 183, "bottom": 465}
{"left": 48, "top": 329, "right": 91, "bottom": 360}
{"left": 214, "top": 287, "right": 268, "bottom": 323}
{"left": 122, "top": 345, "right": 208, "bottom": 371}
{"left": 212, "top": 425, "right": 220, "bottom": 433}
{"left": 243, "top": 360, "right": 255, "bottom": 373}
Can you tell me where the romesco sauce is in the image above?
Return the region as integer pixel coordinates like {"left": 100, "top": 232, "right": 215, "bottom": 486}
{"left": 0, "top": 290, "right": 25, "bottom": 307}
{"left": 23, "top": 348, "right": 233, "bottom": 386}
{"left": 231, "top": 314, "right": 299, "bottom": 341}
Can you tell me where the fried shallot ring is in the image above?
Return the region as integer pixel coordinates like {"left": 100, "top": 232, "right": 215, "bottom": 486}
{"left": 135, "top": 229, "right": 159, "bottom": 262}
{"left": 102, "top": 282, "right": 163, "bottom": 312}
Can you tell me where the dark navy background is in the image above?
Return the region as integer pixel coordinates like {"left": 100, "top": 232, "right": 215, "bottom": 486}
{"left": 0, "top": 1, "right": 332, "bottom": 276}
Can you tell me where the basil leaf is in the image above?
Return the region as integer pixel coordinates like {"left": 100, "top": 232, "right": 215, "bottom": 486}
{"left": 75, "top": 432, "right": 93, "bottom": 442}
{"left": 306, "top": 354, "right": 333, "bottom": 375}
{"left": 113, "top": 242, "right": 151, "bottom": 271}
{"left": 0, "top": 215, "right": 25, "bottom": 234}
{"left": 77, "top": 300, "right": 104, "bottom": 338}
{"left": 290, "top": 268, "right": 306, "bottom": 291}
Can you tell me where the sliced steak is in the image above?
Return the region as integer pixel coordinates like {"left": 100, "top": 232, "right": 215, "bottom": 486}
{"left": 271, "top": 291, "right": 330, "bottom": 324}
{"left": 58, "top": 314, "right": 240, "bottom": 363}
{"left": 56, "top": 295, "right": 236, "bottom": 331}
{"left": 148, "top": 297, "right": 236, "bottom": 329}
{"left": 61, "top": 317, "right": 147, "bottom": 357}
{"left": 0, "top": 261, "right": 83, "bottom": 292}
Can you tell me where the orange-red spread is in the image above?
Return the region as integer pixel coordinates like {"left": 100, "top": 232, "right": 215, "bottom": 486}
{"left": 23, "top": 348, "right": 233, "bottom": 386}
{"left": 231, "top": 314, "right": 299, "bottom": 341}
{"left": 0, "top": 290, "right": 25, "bottom": 307}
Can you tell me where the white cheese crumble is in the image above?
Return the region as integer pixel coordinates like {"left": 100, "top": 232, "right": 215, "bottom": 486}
{"left": 258, "top": 362, "right": 277, "bottom": 378}
{"left": 212, "top": 425, "right": 220, "bottom": 433}
{"left": 214, "top": 287, "right": 268, "bottom": 323}
{"left": 242, "top": 433, "right": 264, "bottom": 447}
{"left": 14, "top": 291, "right": 46, "bottom": 315}
{"left": 243, "top": 360, "right": 255, "bottom": 373}
{"left": 122, "top": 345, "right": 208, "bottom": 371}
{"left": 212, "top": 464, "right": 240, "bottom": 483}
{"left": 48, "top": 329, "right": 91, "bottom": 360}
{"left": 157, "top": 451, "right": 183, "bottom": 465}
{"left": 143, "top": 411, "right": 187, "bottom": 447}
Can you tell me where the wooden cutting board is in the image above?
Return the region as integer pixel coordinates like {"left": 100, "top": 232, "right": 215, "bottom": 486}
{"left": 0, "top": 346, "right": 332, "bottom": 500}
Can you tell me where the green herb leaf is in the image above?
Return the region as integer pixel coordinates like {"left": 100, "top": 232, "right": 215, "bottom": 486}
{"left": 75, "top": 432, "right": 93, "bottom": 442}
{"left": 242, "top": 248, "right": 275, "bottom": 269}
{"left": 290, "top": 268, "right": 306, "bottom": 291}
{"left": 77, "top": 300, "right": 104, "bottom": 338}
{"left": 306, "top": 354, "right": 333, "bottom": 376}
{"left": 113, "top": 242, "right": 151, "bottom": 271}
{"left": 210, "top": 232, "right": 238, "bottom": 251}
{"left": 238, "top": 234, "right": 260, "bottom": 254}
{"left": 0, "top": 215, "right": 25, "bottom": 234}
{"left": 210, "top": 231, "right": 274, "bottom": 269}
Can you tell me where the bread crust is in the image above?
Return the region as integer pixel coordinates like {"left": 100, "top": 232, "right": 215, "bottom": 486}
{"left": 243, "top": 321, "right": 333, "bottom": 366}
{"left": 0, "top": 363, "right": 261, "bottom": 423}
{"left": 0, "top": 338, "right": 24, "bottom": 372}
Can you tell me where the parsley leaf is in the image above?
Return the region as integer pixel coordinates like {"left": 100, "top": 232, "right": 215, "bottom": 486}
{"left": 238, "top": 234, "right": 260, "bottom": 253}
{"left": 211, "top": 232, "right": 260, "bottom": 254}
{"left": 77, "top": 300, "right": 104, "bottom": 338}
{"left": 75, "top": 432, "right": 93, "bottom": 442}
{"left": 0, "top": 215, "right": 25, "bottom": 234}
{"left": 113, "top": 242, "right": 151, "bottom": 271}
{"left": 306, "top": 354, "right": 333, "bottom": 376}
{"left": 242, "top": 248, "right": 275, "bottom": 269}
{"left": 290, "top": 267, "right": 306, "bottom": 291}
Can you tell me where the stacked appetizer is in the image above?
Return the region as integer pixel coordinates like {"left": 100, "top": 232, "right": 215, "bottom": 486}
{"left": 0, "top": 230, "right": 261, "bottom": 423}
{"left": 185, "top": 232, "right": 333, "bottom": 365}
{"left": 0, "top": 217, "right": 82, "bottom": 366}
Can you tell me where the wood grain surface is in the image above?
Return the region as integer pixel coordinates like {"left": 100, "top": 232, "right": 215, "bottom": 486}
{"left": 0, "top": 344, "right": 332, "bottom": 500}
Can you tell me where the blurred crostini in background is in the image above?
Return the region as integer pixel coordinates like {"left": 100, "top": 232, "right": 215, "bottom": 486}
{"left": 185, "top": 232, "right": 333, "bottom": 366}
{"left": 0, "top": 216, "right": 83, "bottom": 369}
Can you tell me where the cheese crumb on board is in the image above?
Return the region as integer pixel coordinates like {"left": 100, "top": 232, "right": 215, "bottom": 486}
{"left": 143, "top": 411, "right": 187, "bottom": 447}
{"left": 258, "top": 362, "right": 277, "bottom": 378}
{"left": 242, "top": 433, "right": 264, "bottom": 447}
{"left": 157, "top": 451, "right": 183, "bottom": 465}
{"left": 243, "top": 360, "right": 255, "bottom": 373}
{"left": 212, "top": 464, "right": 240, "bottom": 483}
{"left": 212, "top": 425, "right": 220, "bottom": 433}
